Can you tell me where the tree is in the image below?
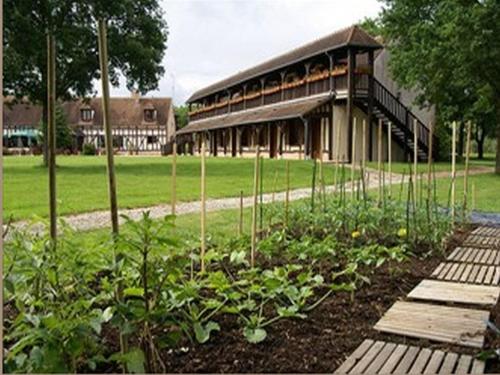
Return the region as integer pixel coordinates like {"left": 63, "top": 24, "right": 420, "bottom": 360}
{"left": 4, "top": 0, "right": 169, "bottom": 163}
{"left": 174, "top": 105, "right": 189, "bottom": 130}
{"left": 39, "top": 104, "right": 73, "bottom": 152}
{"left": 378, "top": 0, "right": 500, "bottom": 171}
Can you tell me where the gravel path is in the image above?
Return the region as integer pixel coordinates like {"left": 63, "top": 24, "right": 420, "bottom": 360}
{"left": 5, "top": 166, "right": 493, "bottom": 236}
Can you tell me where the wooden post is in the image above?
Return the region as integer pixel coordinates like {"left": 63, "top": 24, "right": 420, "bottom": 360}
{"left": 200, "top": 132, "right": 207, "bottom": 272}
{"left": 351, "top": 117, "right": 357, "bottom": 199}
{"left": 362, "top": 119, "right": 366, "bottom": 172}
{"left": 472, "top": 182, "right": 476, "bottom": 211}
{"left": 387, "top": 121, "right": 392, "bottom": 199}
{"left": 171, "top": 137, "right": 177, "bottom": 216}
{"left": 98, "top": 20, "right": 119, "bottom": 236}
{"left": 47, "top": 33, "right": 57, "bottom": 241}
{"left": 334, "top": 116, "right": 341, "bottom": 193}
{"left": 377, "top": 119, "right": 382, "bottom": 204}
{"left": 239, "top": 190, "right": 243, "bottom": 236}
{"left": 285, "top": 160, "right": 290, "bottom": 227}
{"left": 413, "top": 119, "right": 418, "bottom": 206}
{"left": 427, "top": 122, "right": 434, "bottom": 203}
{"left": 251, "top": 146, "right": 260, "bottom": 268}
{"left": 451, "top": 121, "right": 457, "bottom": 222}
{"left": 463, "top": 121, "right": 472, "bottom": 215}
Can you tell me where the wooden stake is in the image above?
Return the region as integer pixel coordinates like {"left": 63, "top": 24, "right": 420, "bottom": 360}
{"left": 413, "top": 119, "right": 418, "bottom": 207}
{"left": 463, "top": 121, "right": 472, "bottom": 216}
{"left": 472, "top": 182, "right": 476, "bottom": 211}
{"left": 362, "top": 119, "right": 367, "bottom": 172}
{"left": 351, "top": 117, "right": 357, "bottom": 199}
{"left": 47, "top": 33, "right": 57, "bottom": 241}
{"left": 251, "top": 146, "right": 260, "bottom": 268}
{"left": 200, "top": 133, "right": 207, "bottom": 272}
{"left": 239, "top": 190, "right": 243, "bottom": 236}
{"left": 451, "top": 121, "right": 457, "bottom": 222}
{"left": 171, "top": 137, "right": 177, "bottom": 216}
{"left": 285, "top": 160, "right": 290, "bottom": 227}
{"left": 387, "top": 121, "right": 392, "bottom": 199}
{"left": 334, "top": 116, "right": 341, "bottom": 193}
{"left": 377, "top": 119, "right": 382, "bottom": 204}
{"left": 98, "top": 20, "right": 119, "bottom": 236}
{"left": 427, "top": 122, "right": 434, "bottom": 205}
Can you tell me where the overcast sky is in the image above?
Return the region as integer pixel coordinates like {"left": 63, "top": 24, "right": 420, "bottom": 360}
{"left": 107, "top": 0, "right": 383, "bottom": 105}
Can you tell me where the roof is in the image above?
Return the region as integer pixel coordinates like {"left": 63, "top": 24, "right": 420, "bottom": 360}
{"left": 187, "top": 25, "right": 382, "bottom": 103}
{"left": 177, "top": 93, "right": 332, "bottom": 135}
{"left": 3, "top": 97, "right": 173, "bottom": 128}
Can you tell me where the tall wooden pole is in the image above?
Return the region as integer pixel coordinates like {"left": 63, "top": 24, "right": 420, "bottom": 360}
{"left": 98, "top": 19, "right": 119, "bottom": 235}
{"left": 463, "top": 121, "right": 472, "bottom": 214}
{"left": 239, "top": 190, "right": 243, "bottom": 236}
{"left": 413, "top": 119, "right": 418, "bottom": 206}
{"left": 451, "top": 121, "right": 457, "bottom": 222}
{"left": 362, "top": 119, "right": 366, "bottom": 172}
{"left": 251, "top": 146, "right": 260, "bottom": 268}
{"left": 285, "top": 160, "right": 290, "bottom": 227}
{"left": 387, "top": 121, "right": 392, "bottom": 199}
{"left": 200, "top": 133, "right": 207, "bottom": 272}
{"left": 47, "top": 33, "right": 57, "bottom": 240}
{"left": 351, "top": 117, "right": 357, "bottom": 199}
{"left": 377, "top": 119, "right": 382, "bottom": 204}
{"left": 171, "top": 137, "right": 177, "bottom": 216}
{"left": 334, "top": 116, "right": 341, "bottom": 193}
{"left": 427, "top": 122, "right": 434, "bottom": 202}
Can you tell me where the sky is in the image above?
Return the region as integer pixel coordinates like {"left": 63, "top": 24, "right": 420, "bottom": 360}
{"left": 106, "top": 0, "right": 383, "bottom": 105}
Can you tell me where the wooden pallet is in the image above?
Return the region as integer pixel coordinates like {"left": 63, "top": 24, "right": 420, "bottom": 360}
{"left": 448, "top": 247, "right": 500, "bottom": 265}
{"left": 463, "top": 235, "right": 500, "bottom": 249}
{"left": 431, "top": 262, "right": 500, "bottom": 285}
{"left": 408, "top": 279, "right": 500, "bottom": 305}
{"left": 472, "top": 226, "right": 500, "bottom": 237}
{"left": 373, "top": 301, "right": 489, "bottom": 348}
{"left": 335, "top": 339, "right": 485, "bottom": 374}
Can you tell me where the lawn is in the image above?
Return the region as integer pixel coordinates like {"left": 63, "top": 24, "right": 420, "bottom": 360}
{"left": 3, "top": 155, "right": 348, "bottom": 221}
{"left": 366, "top": 155, "right": 495, "bottom": 174}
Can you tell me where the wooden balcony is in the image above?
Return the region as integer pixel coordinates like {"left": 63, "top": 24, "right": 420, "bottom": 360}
{"left": 188, "top": 71, "right": 370, "bottom": 122}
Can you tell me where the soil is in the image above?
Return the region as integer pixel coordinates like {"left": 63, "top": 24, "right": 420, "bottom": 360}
{"left": 159, "top": 226, "right": 476, "bottom": 373}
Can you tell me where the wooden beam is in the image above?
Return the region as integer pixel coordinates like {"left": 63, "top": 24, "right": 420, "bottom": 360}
{"left": 47, "top": 33, "right": 57, "bottom": 240}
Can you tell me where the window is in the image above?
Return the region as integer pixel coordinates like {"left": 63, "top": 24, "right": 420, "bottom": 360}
{"left": 80, "top": 109, "right": 93, "bottom": 122}
{"left": 147, "top": 135, "right": 158, "bottom": 144}
{"left": 144, "top": 109, "right": 156, "bottom": 122}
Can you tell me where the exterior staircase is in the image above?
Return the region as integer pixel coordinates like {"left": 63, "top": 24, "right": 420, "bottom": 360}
{"left": 357, "top": 78, "right": 436, "bottom": 161}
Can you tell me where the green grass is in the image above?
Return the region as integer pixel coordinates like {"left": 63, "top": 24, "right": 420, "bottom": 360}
{"left": 366, "top": 155, "right": 495, "bottom": 174}
{"left": 4, "top": 155, "right": 350, "bottom": 221}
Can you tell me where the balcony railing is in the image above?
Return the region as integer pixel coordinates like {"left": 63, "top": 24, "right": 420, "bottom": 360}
{"left": 188, "top": 70, "right": 370, "bottom": 122}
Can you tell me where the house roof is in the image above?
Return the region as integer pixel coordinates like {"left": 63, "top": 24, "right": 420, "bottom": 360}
{"left": 3, "top": 97, "right": 173, "bottom": 128}
{"left": 177, "top": 93, "right": 332, "bottom": 135}
{"left": 187, "top": 25, "right": 382, "bottom": 103}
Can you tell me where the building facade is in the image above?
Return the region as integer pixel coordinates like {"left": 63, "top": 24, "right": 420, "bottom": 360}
{"left": 176, "top": 25, "right": 436, "bottom": 162}
{"left": 3, "top": 94, "right": 176, "bottom": 154}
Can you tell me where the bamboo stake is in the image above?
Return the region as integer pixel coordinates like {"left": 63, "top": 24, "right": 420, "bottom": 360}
{"left": 285, "top": 160, "right": 290, "bottom": 227}
{"left": 259, "top": 155, "right": 263, "bottom": 233}
{"left": 427, "top": 122, "right": 434, "bottom": 218}
{"left": 200, "top": 133, "right": 207, "bottom": 272}
{"left": 451, "top": 121, "right": 457, "bottom": 222}
{"left": 311, "top": 158, "right": 317, "bottom": 212}
{"left": 387, "top": 121, "right": 392, "bottom": 199}
{"left": 47, "top": 33, "right": 57, "bottom": 241}
{"left": 377, "top": 119, "right": 382, "bottom": 204}
{"left": 334, "top": 116, "right": 341, "bottom": 193}
{"left": 251, "top": 146, "right": 260, "bottom": 268}
{"left": 463, "top": 121, "right": 472, "bottom": 217}
{"left": 351, "top": 117, "right": 357, "bottom": 200}
{"left": 362, "top": 119, "right": 367, "bottom": 172}
{"left": 271, "top": 169, "right": 278, "bottom": 204}
{"left": 413, "top": 119, "right": 418, "bottom": 207}
{"left": 239, "top": 190, "right": 243, "bottom": 236}
{"left": 472, "top": 182, "right": 476, "bottom": 211}
{"left": 171, "top": 138, "right": 177, "bottom": 216}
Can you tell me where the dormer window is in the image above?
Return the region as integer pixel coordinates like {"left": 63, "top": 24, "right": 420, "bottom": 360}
{"left": 80, "top": 108, "right": 94, "bottom": 122}
{"left": 144, "top": 109, "right": 156, "bottom": 122}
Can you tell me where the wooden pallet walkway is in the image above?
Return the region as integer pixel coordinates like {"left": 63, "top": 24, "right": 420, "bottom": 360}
{"left": 373, "top": 301, "right": 489, "bottom": 348}
{"left": 448, "top": 247, "right": 500, "bottom": 265}
{"left": 472, "top": 226, "right": 500, "bottom": 237}
{"left": 334, "top": 339, "right": 485, "bottom": 374}
{"left": 408, "top": 279, "right": 500, "bottom": 305}
{"left": 463, "top": 234, "right": 500, "bottom": 249}
{"left": 431, "top": 262, "right": 500, "bottom": 285}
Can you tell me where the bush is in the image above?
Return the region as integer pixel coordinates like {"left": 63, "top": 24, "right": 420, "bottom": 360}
{"left": 82, "top": 143, "right": 97, "bottom": 155}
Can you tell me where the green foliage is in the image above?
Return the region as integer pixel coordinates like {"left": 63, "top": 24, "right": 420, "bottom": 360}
{"left": 82, "top": 143, "right": 97, "bottom": 155}
{"left": 39, "top": 105, "right": 73, "bottom": 152}
{"left": 174, "top": 105, "right": 189, "bottom": 130}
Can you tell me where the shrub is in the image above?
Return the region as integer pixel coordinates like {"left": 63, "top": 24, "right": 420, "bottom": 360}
{"left": 82, "top": 143, "right": 97, "bottom": 155}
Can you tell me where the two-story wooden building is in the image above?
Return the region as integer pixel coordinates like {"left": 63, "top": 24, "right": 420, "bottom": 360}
{"left": 176, "top": 25, "right": 436, "bottom": 162}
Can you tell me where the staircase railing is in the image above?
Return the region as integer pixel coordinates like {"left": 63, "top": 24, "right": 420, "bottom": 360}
{"left": 372, "top": 77, "right": 436, "bottom": 157}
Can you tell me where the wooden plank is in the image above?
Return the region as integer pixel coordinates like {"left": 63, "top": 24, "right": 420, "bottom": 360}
{"left": 408, "top": 348, "right": 432, "bottom": 374}
{"left": 408, "top": 280, "right": 500, "bottom": 305}
{"left": 373, "top": 301, "right": 489, "bottom": 348}
{"left": 392, "top": 346, "right": 420, "bottom": 374}
{"left": 363, "top": 342, "right": 396, "bottom": 374}
{"left": 448, "top": 247, "right": 500, "bottom": 265}
{"left": 439, "top": 352, "right": 459, "bottom": 373}
{"left": 423, "top": 350, "right": 445, "bottom": 374}
{"left": 433, "top": 262, "right": 500, "bottom": 285}
{"left": 461, "top": 264, "right": 474, "bottom": 282}
{"left": 377, "top": 344, "right": 408, "bottom": 374}
{"left": 471, "top": 359, "right": 486, "bottom": 374}
{"left": 334, "top": 339, "right": 374, "bottom": 374}
{"left": 432, "top": 263, "right": 445, "bottom": 277}
{"left": 348, "top": 340, "right": 385, "bottom": 374}
{"left": 455, "top": 355, "right": 472, "bottom": 374}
